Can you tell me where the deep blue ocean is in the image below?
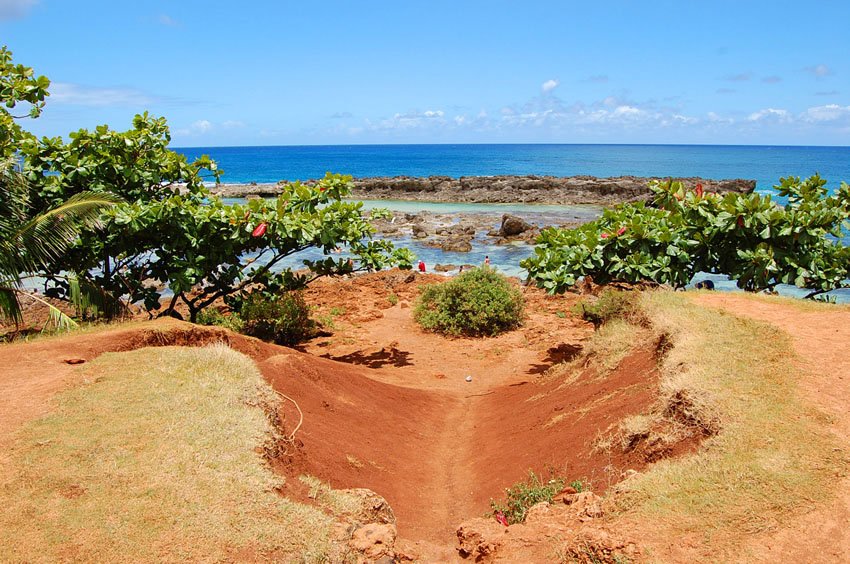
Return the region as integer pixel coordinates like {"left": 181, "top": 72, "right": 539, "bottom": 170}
{"left": 174, "top": 143, "right": 850, "bottom": 195}
{"left": 174, "top": 144, "right": 850, "bottom": 301}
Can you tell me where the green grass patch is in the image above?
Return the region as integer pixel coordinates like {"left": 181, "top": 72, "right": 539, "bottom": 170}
{"left": 0, "top": 344, "right": 335, "bottom": 562}
{"left": 490, "top": 471, "right": 565, "bottom": 524}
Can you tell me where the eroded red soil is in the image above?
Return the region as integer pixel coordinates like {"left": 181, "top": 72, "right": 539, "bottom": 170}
{"left": 0, "top": 271, "right": 666, "bottom": 559}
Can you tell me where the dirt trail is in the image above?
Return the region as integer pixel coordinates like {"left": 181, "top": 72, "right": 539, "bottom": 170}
{"left": 0, "top": 273, "right": 664, "bottom": 560}
{"left": 694, "top": 294, "right": 850, "bottom": 563}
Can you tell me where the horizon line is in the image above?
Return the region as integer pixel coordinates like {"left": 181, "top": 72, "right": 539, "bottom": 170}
{"left": 170, "top": 141, "right": 850, "bottom": 150}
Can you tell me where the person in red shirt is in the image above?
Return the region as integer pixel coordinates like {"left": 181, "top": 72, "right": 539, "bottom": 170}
{"left": 418, "top": 260, "right": 426, "bottom": 273}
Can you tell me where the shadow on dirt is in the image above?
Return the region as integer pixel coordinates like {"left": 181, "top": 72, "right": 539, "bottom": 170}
{"left": 323, "top": 345, "right": 414, "bottom": 368}
{"left": 526, "top": 342, "right": 583, "bottom": 375}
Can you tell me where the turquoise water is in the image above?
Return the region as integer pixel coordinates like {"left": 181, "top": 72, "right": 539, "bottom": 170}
{"left": 190, "top": 144, "right": 849, "bottom": 301}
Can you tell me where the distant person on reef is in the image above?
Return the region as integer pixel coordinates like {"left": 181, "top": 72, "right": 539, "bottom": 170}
{"left": 695, "top": 280, "right": 715, "bottom": 290}
{"left": 418, "top": 260, "right": 426, "bottom": 273}
{"left": 484, "top": 255, "right": 491, "bottom": 266}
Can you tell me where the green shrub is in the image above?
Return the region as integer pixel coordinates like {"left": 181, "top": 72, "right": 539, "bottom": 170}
{"left": 490, "top": 471, "right": 565, "bottom": 524}
{"left": 239, "top": 291, "right": 315, "bottom": 346}
{"left": 572, "top": 289, "right": 635, "bottom": 328}
{"left": 414, "top": 267, "right": 524, "bottom": 337}
{"left": 522, "top": 176, "right": 850, "bottom": 299}
{"left": 196, "top": 308, "right": 244, "bottom": 332}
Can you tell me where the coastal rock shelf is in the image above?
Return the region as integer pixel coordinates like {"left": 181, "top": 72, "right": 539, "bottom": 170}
{"left": 210, "top": 175, "right": 756, "bottom": 205}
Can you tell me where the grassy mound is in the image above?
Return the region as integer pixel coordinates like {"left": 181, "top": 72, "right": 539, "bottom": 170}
{"left": 601, "top": 292, "right": 843, "bottom": 558}
{"left": 0, "top": 344, "right": 334, "bottom": 562}
{"left": 414, "top": 267, "right": 524, "bottom": 337}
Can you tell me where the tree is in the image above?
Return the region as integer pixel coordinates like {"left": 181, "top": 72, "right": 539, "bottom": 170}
{"left": 0, "top": 46, "right": 412, "bottom": 322}
{"left": 81, "top": 171, "right": 412, "bottom": 322}
{"left": 0, "top": 46, "right": 49, "bottom": 158}
{"left": 522, "top": 177, "right": 850, "bottom": 298}
{"left": 0, "top": 47, "right": 117, "bottom": 328}
{"left": 0, "top": 161, "right": 118, "bottom": 327}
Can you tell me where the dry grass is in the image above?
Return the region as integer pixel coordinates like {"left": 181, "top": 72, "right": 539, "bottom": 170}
{"left": 541, "top": 318, "right": 646, "bottom": 388}
{"left": 611, "top": 291, "right": 844, "bottom": 558}
{"left": 0, "top": 344, "right": 336, "bottom": 563}
{"left": 582, "top": 319, "right": 646, "bottom": 373}
{"left": 300, "top": 475, "right": 365, "bottom": 516}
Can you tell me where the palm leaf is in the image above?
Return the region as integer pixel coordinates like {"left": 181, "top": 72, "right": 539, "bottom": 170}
{"left": 69, "top": 274, "right": 124, "bottom": 319}
{"left": 0, "top": 285, "right": 23, "bottom": 325}
{"left": 0, "top": 161, "right": 120, "bottom": 324}
{"left": 15, "top": 191, "right": 123, "bottom": 272}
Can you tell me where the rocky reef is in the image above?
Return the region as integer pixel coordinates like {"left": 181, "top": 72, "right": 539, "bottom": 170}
{"left": 210, "top": 174, "right": 755, "bottom": 205}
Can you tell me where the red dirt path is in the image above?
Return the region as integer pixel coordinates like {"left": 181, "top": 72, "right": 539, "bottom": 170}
{"left": 0, "top": 272, "right": 665, "bottom": 559}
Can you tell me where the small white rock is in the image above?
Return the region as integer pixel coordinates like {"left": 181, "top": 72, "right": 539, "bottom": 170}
{"left": 465, "top": 375, "right": 473, "bottom": 382}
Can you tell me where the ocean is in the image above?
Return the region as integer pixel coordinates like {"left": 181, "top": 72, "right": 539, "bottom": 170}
{"left": 174, "top": 143, "right": 850, "bottom": 195}
{"left": 174, "top": 144, "right": 850, "bottom": 301}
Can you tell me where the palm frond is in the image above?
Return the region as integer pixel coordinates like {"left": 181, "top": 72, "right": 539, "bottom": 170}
{"left": 43, "top": 302, "right": 78, "bottom": 332}
{"left": 15, "top": 191, "right": 122, "bottom": 270}
{"left": 0, "top": 285, "right": 23, "bottom": 325}
{"left": 69, "top": 274, "right": 124, "bottom": 319}
{"left": 14, "top": 290, "right": 79, "bottom": 332}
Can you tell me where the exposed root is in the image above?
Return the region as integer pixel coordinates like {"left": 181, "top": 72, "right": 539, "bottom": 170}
{"left": 275, "top": 390, "right": 304, "bottom": 442}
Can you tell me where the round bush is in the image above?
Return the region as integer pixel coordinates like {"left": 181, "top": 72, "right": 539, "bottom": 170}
{"left": 414, "top": 267, "right": 524, "bottom": 337}
{"left": 240, "top": 291, "right": 315, "bottom": 346}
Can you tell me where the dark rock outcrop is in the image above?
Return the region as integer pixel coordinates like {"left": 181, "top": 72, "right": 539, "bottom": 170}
{"left": 208, "top": 174, "right": 755, "bottom": 205}
{"left": 500, "top": 214, "right": 533, "bottom": 237}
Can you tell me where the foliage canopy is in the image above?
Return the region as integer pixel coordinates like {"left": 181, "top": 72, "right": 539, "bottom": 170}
{"left": 522, "top": 177, "right": 850, "bottom": 298}
{"left": 0, "top": 45, "right": 413, "bottom": 324}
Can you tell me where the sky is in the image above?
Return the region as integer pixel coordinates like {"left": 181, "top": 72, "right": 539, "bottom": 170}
{"left": 1, "top": 0, "right": 849, "bottom": 147}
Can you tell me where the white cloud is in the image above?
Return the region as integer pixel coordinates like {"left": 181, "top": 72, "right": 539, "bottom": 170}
{"left": 368, "top": 109, "right": 448, "bottom": 132}
{"left": 175, "top": 119, "right": 214, "bottom": 136}
{"left": 804, "top": 64, "right": 833, "bottom": 78}
{"left": 222, "top": 120, "right": 245, "bottom": 129}
{"left": 50, "top": 82, "right": 153, "bottom": 106}
{"left": 613, "top": 105, "right": 642, "bottom": 117}
{"left": 747, "top": 108, "right": 791, "bottom": 122}
{"left": 0, "top": 0, "right": 37, "bottom": 20}
{"left": 671, "top": 114, "right": 698, "bottom": 125}
{"left": 707, "top": 112, "right": 734, "bottom": 124}
{"left": 191, "top": 119, "right": 212, "bottom": 133}
{"left": 801, "top": 104, "right": 850, "bottom": 123}
{"left": 541, "top": 79, "right": 559, "bottom": 93}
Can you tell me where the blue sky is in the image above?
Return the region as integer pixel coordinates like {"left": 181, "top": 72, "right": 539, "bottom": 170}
{"left": 1, "top": 0, "right": 848, "bottom": 146}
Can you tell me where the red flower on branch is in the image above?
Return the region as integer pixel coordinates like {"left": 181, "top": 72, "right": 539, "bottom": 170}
{"left": 695, "top": 183, "right": 704, "bottom": 198}
{"left": 252, "top": 223, "right": 268, "bottom": 237}
{"left": 600, "top": 232, "right": 609, "bottom": 239}
{"left": 617, "top": 226, "right": 627, "bottom": 236}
